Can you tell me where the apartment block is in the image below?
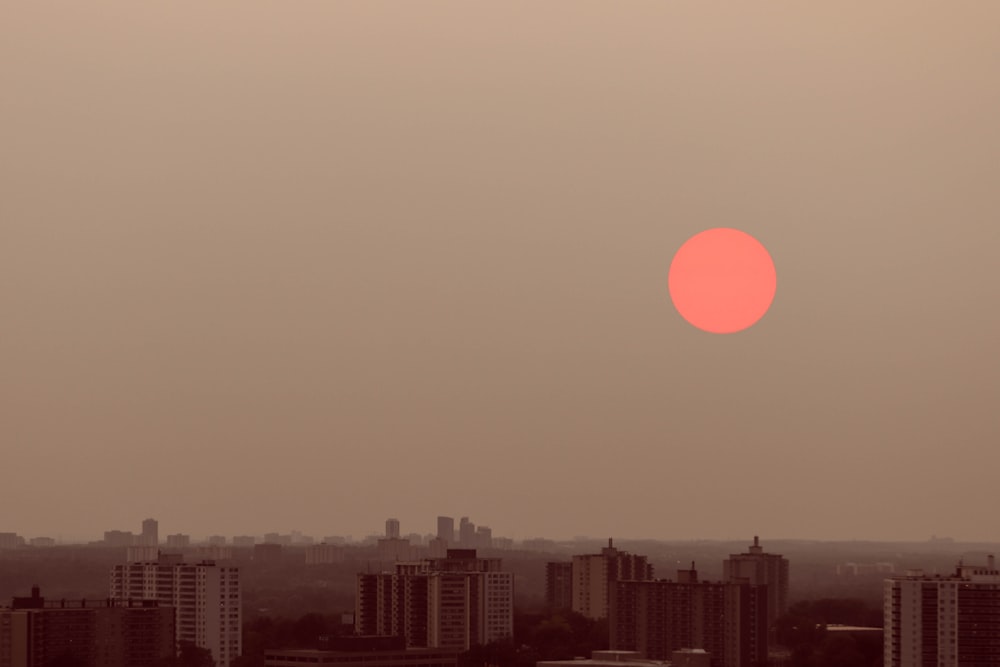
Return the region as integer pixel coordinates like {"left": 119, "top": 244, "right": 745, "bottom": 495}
{"left": 885, "top": 558, "right": 1000, "bottom": 666}
{"left": 356, "top": 550, "right": 512, "bottom": 651}
{"left": 110, "top": 554, "right": 241, "bottom": 666}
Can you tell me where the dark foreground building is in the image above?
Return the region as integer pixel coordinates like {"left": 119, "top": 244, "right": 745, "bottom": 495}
{"left": 0, "top": 586, "right": 175, "bottom": 667}
{"left": 610, "top": 565, "right": 767, "bottom": 667}
{"left": 265, "top": 636, "right": 459, "bottom": 667}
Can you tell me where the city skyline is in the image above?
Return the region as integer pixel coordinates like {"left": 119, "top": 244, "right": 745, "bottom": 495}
{"left": 5, "top": 2, "right": 1000, "bottom": 544}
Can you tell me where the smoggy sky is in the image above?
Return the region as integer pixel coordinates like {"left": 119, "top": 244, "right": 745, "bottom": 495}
{"left": 3, "top": 2, "right": 999, "bottom": 543}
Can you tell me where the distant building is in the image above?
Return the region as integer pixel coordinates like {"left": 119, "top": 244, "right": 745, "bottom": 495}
{"left": 356, "top": 549, "right": 513, "bottom": 651}
{"left": 141, "top": 518, "right": 158, "bottom": 547}
{"left": 436, "top": 517, "right": 454, "bottom": 544}
{"left": 475, "top": 526, "right": 492, "bottom": 549}
{"left": 306, "top": 543, "right": 346, "bottom": 565}
{"left": 836, "top": 562, "right": 895, "bottom": 576}
{"left": 377, "top": 538, "right": 414, "bottom": 563}
{"left": 0, "top": 534, "right": 24, "bottom": 550}
{"left": 254, "top": 543, "right": 283, "bottom": 563}
{"left": 610, "top": 564, "right": 767, "bottom": 667}
{"left": 492, "top": 537, "right": 513, "bottom": 550}
{"left": 165, "top": 533, "right": 190, "bottom": 548}
{"left": 193, "top": 545, "right": 233, "bottom": 561}
{"left": 232, "top": 535, "right": 256, "bottom": 548}
{"left": 27, "top": 537, "right": 55, "bottom": 548}
{"left": 427, "top": 538, "right": 448, "bottom": 558}
{"left": 207, "top": 535, "right": 227, "bottom": 546}
{"left": 127, "top": 545, "right": 160, "bottom": 563}
{"left": 521, "top": 538, "right": 556, "bottom": 552}
{"left": 458, "top": 518, "right": 475, "bottom": 546}
{"left": 386, "top": 519, "right": 401, "bottom": 539}
{"left": 0, "top": 586, "right": 175, "bottom": 667}
{"left": 572, "top": 539, "right": 654, "bottom": 620}
{"left": 884, "top": 557, "right": 1000, "bottom": 667}
{"left": 545, "top": 562, "right": 573, "bottom": 610}
{"left": 111, "top": 554, "right": 242, "bottom": 667}
{"left": 103, "top": 530, "right": 135, "bottom": 547}
{"left": 722, "top": 536, "right": 789, "bottom": 633}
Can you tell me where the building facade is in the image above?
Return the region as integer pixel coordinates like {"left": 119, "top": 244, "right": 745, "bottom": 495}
{"left": 436, "top": 518, "right": 454, "bottom": 544}
{"left": 884, "top": 559, "right": 1000, "bottom": 666}
{"left": 355, "top": 550, "right": 512, "bottom": 651}
{"left": 0, "top": 587, "right": 174, "bottom": 667}
{"left": 110, "top": 554, "right": 241, "bottom": 666}
{"left": 572, "top": 539, "right": 654, "bottom": 620}
{"left": 141, "top": 519, "right": 159, "bottom": 547}
{"left": 722, "top": 537, "right": 789, "bottom": 634}
{"left": 610, "top": 566, "right": 767, "bottom": 667}
{"left": 546, "top": 562, "right": 573, "bottom": 610}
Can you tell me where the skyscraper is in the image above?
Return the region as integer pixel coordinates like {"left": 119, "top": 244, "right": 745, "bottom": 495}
{"left": 141, "top": 518, "right": 159, "bottom": 547}
{"left": 722, "top": 536, "right": 789, "bottom": 635}
{"left": 436, "top": 517, "right": 454, "bottom": 544}
{"left": 884, "top": 558, "right": 1000, "bottom": 667}
{"left": 458, "top": 518, "right": 475, "bottom": 546}
{"left": 386, "top": 518, "right": 401, "bottom": 539}
{"left": 111, "top": 554, "right": 242, "bottom": 667}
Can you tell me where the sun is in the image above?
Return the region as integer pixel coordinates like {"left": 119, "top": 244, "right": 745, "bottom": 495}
{"left": 668, "top": 228, "right": 777, "bottom": 334}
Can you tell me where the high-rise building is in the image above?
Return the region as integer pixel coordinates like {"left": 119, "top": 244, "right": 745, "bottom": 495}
{"left": 545, "top": 562, "right": 573, "bottom": 610}
{"left": 458, "top": 518, "right": 475, "bottom": 546}
{"left": 110, "top": 554, "right": 242, "bottom": 667}
{"left": 884, "top": 558, "right": 1000, "bottom": 667}
{"left": 386, "top": 519, "right": 401, "bottom": 539}
{"left": 475, "top": 526, "right": 492, "bottom": 549}
{"left": 356, "top": 549, "right": 513, "bottom": 651}
{"left": 141, "top": 518, "right": 159, "bottom": 547}
{"left": 0, "top": 586, "right": 175, "bottom": 667}
{"left": 572, "top": 539, "right": 654, "bottom": 620}
{"left": 722, "top": 536, "right": 789, "bottom": 635}
{"left": 436, "top": 517, "right": 454, "bottom": 544}
{"left": 610, "top": 565, "right": 767, "bottom": 667}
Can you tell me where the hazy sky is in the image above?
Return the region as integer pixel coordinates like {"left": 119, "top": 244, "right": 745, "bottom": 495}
{"left": 4, "top": 2, "right": 999, "bottom": 543}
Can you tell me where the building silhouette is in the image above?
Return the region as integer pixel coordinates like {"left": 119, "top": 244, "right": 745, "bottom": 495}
{"left": 386, "top": 519, "right": 401, "bottom": 539}
{"left": 610, "top": 564, "right": 767, "bottom": 667}
{"left": 545, "top": 562, "right": 573, "bottom": 610}
{"left": 110, "top": 554, "right": 241, "bottom": 667}
{"left": 355, "top": 549, "right": 512, "bottom": 651}
{"left": 722, "top": 536, "right": 788, "bottom": 636}
{"left": 458, "top": 518, "right": 475, "bottom": 546}
{"left": 884, "top": 557, "right": 1000, "bottom": 666}
{"left": 572, "top": 539, "right": 653, "bottom": 619}
{"left": 436, "top": 517, "right": 454, "bottom": 544}
{"left": 265, "top": 636, "right": 459, "bottom": 667}
{"left": 141, "top": 518, "right": 158, "bottom": 547}
{"left": 0, "top": 586, "right": 174, "bottom": 667}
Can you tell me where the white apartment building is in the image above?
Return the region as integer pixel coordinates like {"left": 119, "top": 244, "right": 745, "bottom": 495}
{"left": 884, "top": 558, "right": 1000, "bottom": 666}
{"left": 111, "top": 554, "right": 241, "bottom": 667}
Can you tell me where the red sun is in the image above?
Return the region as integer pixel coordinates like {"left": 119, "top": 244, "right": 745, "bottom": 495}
{"left": 668, "top": 228, "right": 776, "bottom": 334}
